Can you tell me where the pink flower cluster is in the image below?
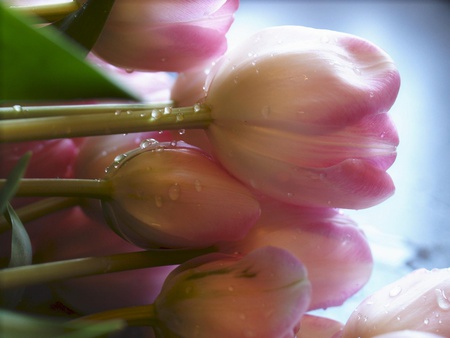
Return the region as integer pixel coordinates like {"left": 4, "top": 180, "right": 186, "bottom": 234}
{"left": 3, "top": 1, "right": 445, "bottom": 338}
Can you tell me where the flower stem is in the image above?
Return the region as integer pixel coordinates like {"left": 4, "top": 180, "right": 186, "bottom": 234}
{"left": 76, "top": 304, "right": 158, "bottom": 327}
{"left": 0, "top": 247, "right": 215, "bottom": 290}
{"left": 0, "top": 197, "right": 81, "bottom": 233}
{"left": 8, "top": 0, "right": 80, "bottom": 22}
{"left": 0, "top": 178, "right": 112, "bottom": 199}
{"left": 0, "top": 103, "right": 212, "bottom": 142}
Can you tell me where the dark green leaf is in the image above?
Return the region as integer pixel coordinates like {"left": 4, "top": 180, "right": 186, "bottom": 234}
{"left": 0, "top": 4, "right": 138, "bottom": 104}
{"left": 51, "top": 0, "right": 116, "bottom": 56}
{"left": 0, "top": 152, "right": 31, "bottom": 216}
{"left": 6, "top": 203, "right": 32, "bottom": 269}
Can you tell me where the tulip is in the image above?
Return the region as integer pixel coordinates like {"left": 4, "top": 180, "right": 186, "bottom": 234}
{"left": 0, "top": 139, "right": 77, "bottom": 179}
{"left": 169, "top": 69, "right": 214, "bottom": 153}
{"left": 204, "top": 25, "right": 400, "bottom": 209}
{"left": 92, "top": 0, "right": 239, "bottom": 72}
{"left": 31, "top": 207, "right": 175, "bottom": 315}
{"left": 341, "top": 268, "right": 450, "bottom": 338}
{"left": 217, "top": 197, "right": 373, "bottom": 310}
{"left": 296, "top": 314, "right": 344, "bottom": 338}
{"left": 102, "top": 141, "right": 261, "bottom": 248}
{"left": 371, "top": 331, "right": 446, "bottom": 338}
{"left": 153, "top": 246, "right": 311, "bottom": 338}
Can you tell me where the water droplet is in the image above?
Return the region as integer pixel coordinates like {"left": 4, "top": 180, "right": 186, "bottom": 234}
{"left": 126, "top": 110, "right": 132, "bottom": 115}
{"left": 176, "top": 112, "right": 184, "bottom": 121}
{"left": 114, "top": 110, "right": 122, "bottom": 116}
{"left": 228, "top": 286, "right": 234, "bottom": 291}
{"left": 164, "top": 106, "right": 172, "bottom": 115}
{"left": 140, "top": 112, "right": 148, "bottom": 118}
{"left": 435, "top": 288, "right": 450, "bottom": 310}
{"left": 170, "top": 140, "right": 177, "bottom": 147}
{"left": 353, "top": 66, "right": 362, "bottom": 75}
{"left": 155, "top": 195, "right": 163, "bottom": 208}
{"left": 114, "top": 153, "right": 127, "bottom": 163}
{"left": 261, "top": 105, "right": 270, "bottom": 118}
{"left": 287, "top": 192, "right": 294, "bottom": 198}
{"left": 389, "top": 286, "right": 402, "bottom": 297}
{"left": 178, "top": 129, "right": 186, "bottom": 135}
{"left": 168, "top": 184, "right": 180, "bottom": 201}
{"left": 125, "top": 68, "right": 134, "bottom": 73}
{"left": 424, "top": 318, "right": 430, "bottom": 325}
{"left": 140, "top": 138, "right": 159, "bottom": 149}
{"left": 151, "top": 109, "right": 162, "bottom": 120}
{"left": 193, "top": 103, "right": 201, "bottom": 113}
{"left": 12, "top": 105, "right": 22, "bottom": 112}
{"left": 239, "top": 313, "right": 246, "bottom": 320}
{"left": 194, "top": 180, "right": 202, "bottom": 192}
{"left": 369, "top": 91, "right": 375, "bottom": 98}
{"left": 233, "top": 76, "right": 239, "bottom": 84}
{"left": 161, "top": 57, "right": 167, "bottom": 62}
{"left": 396, "top": 316, "right": 401, "bottom": 321}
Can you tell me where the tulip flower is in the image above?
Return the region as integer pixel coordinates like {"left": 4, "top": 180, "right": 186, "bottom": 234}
{"left": 32, "top": 207, "right": 175, "bottom": 314}
{"left": 204, "top": 25, "right": 400, "bottom": 209}
{"left": 296, "top": 314, "right": 344, "bottom": 338}
{"left": 0, "top": 139, "right": 77, "bottom": 179}
{"left": 217, "top": 197, "right": 373, "bottom": 310}
{"left": 371, "top": 331, "right": 446, "bottom": 338}
{"left": 102, "top": 141, "right": 260, "bottom": 248}
{"left": 153, "top": 246, "right": 311, "bottom": 338}
{"left": 92, "top": 0, "right": 239, "bottom": 72}
{"left": 341, "top": 268, "right": 450, "bottom": 337}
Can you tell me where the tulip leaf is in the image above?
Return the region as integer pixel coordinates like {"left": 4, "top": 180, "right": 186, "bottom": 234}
{"left": 0, "top": 4, "right": 138, "bottom": 104}
{"left": 50, "top": 0, "right": 116, "bottom": 56}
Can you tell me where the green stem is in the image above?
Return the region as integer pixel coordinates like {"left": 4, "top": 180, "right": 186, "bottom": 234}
{"left": 0, "top": 178, "right": 112, "bottom": 199}
{"left": 0, "top": 103, "right": 212, "bottom": 143}
{"left": 8, "top": 0, "right": 80, "bottom": 22}
{"left": 0, "top": 247, "right": 215, "bottom": 290}
{"left": 76, "top": 304, "right": 158, "bottom": 327}
{"left": 0, "top": 197, "right": 81, "bottom": 233}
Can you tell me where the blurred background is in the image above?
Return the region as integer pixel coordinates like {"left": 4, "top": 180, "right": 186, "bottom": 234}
{"left": 227, "top": 0, "right": 450, "bottom": 322}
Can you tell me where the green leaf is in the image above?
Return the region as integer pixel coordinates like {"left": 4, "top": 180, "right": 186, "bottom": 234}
{"left": 0, "top": 152, "right": 31, "bottom": 216}
{"left": 6, "top": 203, "right": 32, "bottom": 269}
{"left": 0, "top": 4, "right": 138, "bottom": 104}
{"left": 51, "top": 0, "right": 116, "bottom": 56}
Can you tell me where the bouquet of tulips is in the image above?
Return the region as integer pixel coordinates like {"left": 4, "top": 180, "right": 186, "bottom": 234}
{"left": 1, "top": 1, "right": 449, "bottom": 337}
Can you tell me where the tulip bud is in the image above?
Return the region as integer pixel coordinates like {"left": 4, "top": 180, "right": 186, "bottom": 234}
{"left": 205, "top": 25, "right": 400, "bottom": 209}
{"left": 154, "top": 246, "right": 311, "bottom": 338}
{"left": 218, "top": 197, "right": 373, "bottom": 310}
{"left": 342, "top": 268, "right": 450, "bottom": 337}
{"left": 92, "top": 0, "right": 239, "bottom": 72}
{"left": 371, "top": 331, "right": 446, "bottom": 338}
{"left": 102, "top": 141, "right": 260, "bottom": 249}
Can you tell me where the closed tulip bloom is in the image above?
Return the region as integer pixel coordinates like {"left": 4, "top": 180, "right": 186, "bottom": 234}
{"left": 154, "top": 246, "right": 311, "bottom": 338}
{"left": 205, "top": 25, "right": 400, "bottom": 209}
{"left": 341, "top": 268, "right": 450, "bottom": 337}
{"left": 217, "top": 197, "right": 372, "bottom": 310}
{"left": 371, "top": 331, "right": 446, "bottom": 338}
{"left": 92, "top": 0, "right": 239, "bottom": 72}
{"left": 296, "top": 314, "right": 344, "bottom": 338}
{"left": 102, "top": 141, "right": 260, "bottom": 249}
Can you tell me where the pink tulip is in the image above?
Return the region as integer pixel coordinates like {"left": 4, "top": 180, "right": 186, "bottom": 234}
{"left": 371, "top": 331, "right": 446, "bottom": 338}
{"left": 341, "top": 268, "right": 450, "bottom": 337}
{"left": 0, "top": 139, "right": 77, "bottom": 179}
{"left": 204, "top": 25, "right": 400, "bottom": 209}
{"left": 154, "top": 246, "right": 311, "bottom": 338}
{"left": 92, "top": 0, "right": 239, "bottom": 72}
{"left": 296, "top": 314, "right": 344, "bottom": 338}
{"left": 170, "top": 69, "right": 214, "bottom": 153}
{"left": 32, "top": 207, "right": 175, "bottom": 314}
{"left": 217, "top": 197, "right": 373, "bottom": 310}
{"left": 102, "top": 141, "right": 261, "bottom": 248}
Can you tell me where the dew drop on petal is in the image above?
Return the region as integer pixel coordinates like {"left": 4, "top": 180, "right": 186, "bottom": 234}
{"left": 155, "top": 195, "right": 163, "bottom": 208}
{"left": 424, "top": 318, "right": 430, "bottom": 325}
{"left": 178, "top": 129, "right": 186, "bottom": 135}
{"left": 194, "top": 180, "right": 202, "bottom": 192}
{"left": 12, "top": 105, "right": 22, "bottom": 112}
{"left": 435, "top": 288, "right": 450, "bottom": 311}
{"left": 389, "top": 285, "right": 402, "bottom": 297}
{"left": 140, "top": 138, "right": 159, "bottom": 149}
{"left": 168, "top": 183, "right": 180, "bottom": 201}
